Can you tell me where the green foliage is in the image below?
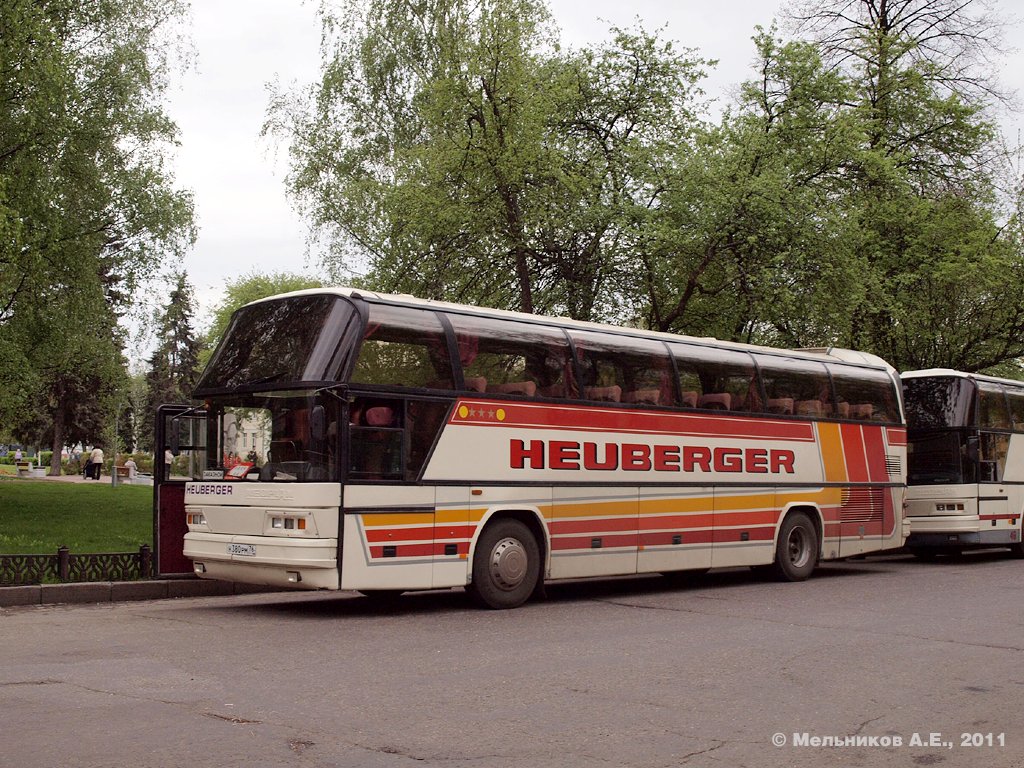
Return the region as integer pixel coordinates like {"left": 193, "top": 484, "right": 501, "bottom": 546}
{"left": 273, "top": 0, "right": 1024, "bottom": 374}
{"left": 268, "top": 0, "right": 709, "bottom": 321}
{"left": 0, "top": 0, "right": 195, "bottom": 457}
{"left": 0, "top": 478, "right": 152, "bottom": 554}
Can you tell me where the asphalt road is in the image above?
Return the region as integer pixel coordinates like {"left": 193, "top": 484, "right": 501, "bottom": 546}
{"left": 3, "top": 551, "right": 1023, "bottom": 768}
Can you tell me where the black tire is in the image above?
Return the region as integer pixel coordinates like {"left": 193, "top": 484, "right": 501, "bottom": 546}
{"left": 771, "top": 512, "right": 819, "bottom": 581}
{"left": 468, "top": 518, "right": 541, "bottom": 609}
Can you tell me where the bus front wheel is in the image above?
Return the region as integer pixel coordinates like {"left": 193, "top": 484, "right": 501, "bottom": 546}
{"left": 468, "top": 519, "right": 541, "bottom": 609}
{"left": 771, "top": 512, "right": 819, "bottom": 582}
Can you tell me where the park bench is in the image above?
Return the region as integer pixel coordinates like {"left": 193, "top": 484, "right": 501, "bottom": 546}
{"left": 114, "top": 465, "right": 132, "bottom": 479}
{"left": 15, "top": 460, "right": 32, "bottom": 476}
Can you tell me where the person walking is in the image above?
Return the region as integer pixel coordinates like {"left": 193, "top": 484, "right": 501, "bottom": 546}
{"left": 89, "top": 446, "right": 104, "bottom": 480}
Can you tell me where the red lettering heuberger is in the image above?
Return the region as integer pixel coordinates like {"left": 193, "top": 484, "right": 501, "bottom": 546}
{"left": 509, "top": 439, "right": 795, "bottom": 474}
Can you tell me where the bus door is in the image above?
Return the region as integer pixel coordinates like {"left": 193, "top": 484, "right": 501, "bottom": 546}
{"left": 433, "top": 487, "right": 471, "bottom": 588}
{"left": 154, "top": 404, "right": 207, "bottom": 576}
{"left": 977, "top": 384, "right": 1012, "bottom": 525}
{"left": 977, "top": 431, "right": 1010, "bottom": 522}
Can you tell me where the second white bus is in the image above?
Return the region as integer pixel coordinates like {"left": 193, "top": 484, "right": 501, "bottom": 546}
{"left": 903, "top": 369, "right": 1024, "bottom": 556}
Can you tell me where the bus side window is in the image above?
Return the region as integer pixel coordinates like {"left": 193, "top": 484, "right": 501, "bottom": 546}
{"left": 351, "top": 305, "right": 455, "bottom": 390}
{"left": 670, "top": 343, "right": 760, "bottom": 413}
{"left": 1007, "top": 392, "right": 1024, "bottom": 432}
{"left": 568, "top": 332, "right": 677, "bottom": 407}
{"left": 349, "top": 398, "right": 403, "bottom": 479}
{"left": 754, "top": 355, "right": 833, "bottom": 418}
{"left": 978, "top": 384, "right": 1011, "bottom": 483}
{"left": 830, "top": 365, "right": 898, "bottom": 422}
{"left": 445, "top": 313, "right": 574, "bottom": 399}
{"left": 977, "top": 384, "right": 1011, "bottom": 430}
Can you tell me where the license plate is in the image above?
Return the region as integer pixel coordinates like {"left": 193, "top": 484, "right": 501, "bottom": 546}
{"left": 227, "top": 543, "right": 256, "bottom": 557}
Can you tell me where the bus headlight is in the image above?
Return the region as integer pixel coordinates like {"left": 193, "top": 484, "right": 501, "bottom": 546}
{"left": 271, "top": 517, "right": 306, "bottom": 531}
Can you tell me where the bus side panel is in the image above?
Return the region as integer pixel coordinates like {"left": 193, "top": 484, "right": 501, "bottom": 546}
{"left": 433, "top": 486, "right": 472, "bottom": 589}
{"left": 549, "top": 487, "right": 638, "bottom": 579}
{"left": 340, "top": 485, "right": 436, "bottom": 591}
{"left": 636, "top": 487, "right": 714, "bottom": 574}
{"left": 710, "top": 487, "right": 777, "bottom": 568}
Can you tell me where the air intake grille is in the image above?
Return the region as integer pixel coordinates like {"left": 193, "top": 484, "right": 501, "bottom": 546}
{"left": 886, "top": 454, "right": 901, "bottom": 477}
{"left": 839, "top": 488, "right": 884, "bottom": 523}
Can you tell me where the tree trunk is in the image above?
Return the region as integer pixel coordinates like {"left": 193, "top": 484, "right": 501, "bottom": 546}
{"left": 50, "top": 404, "right": 64, "bottom": 476}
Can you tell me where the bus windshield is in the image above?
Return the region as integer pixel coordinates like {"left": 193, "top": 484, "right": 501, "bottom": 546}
{"left": 903, "top": 377, "right": 975, "bottom": 429}
{"left": 195, "top": 295, "right": 358, "bottom": 395}
{"left": 201, "top": 390, "right": 343, "bottom": 482}
{"left": 904, "top": 377, "right": 978, "bottom": 486}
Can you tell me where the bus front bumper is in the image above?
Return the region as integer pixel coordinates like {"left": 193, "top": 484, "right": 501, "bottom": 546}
{"left": 906, "top": 515, "right": 1021, "bottom": 548}
{"left": 184, "top": 532, "right": 339, "bottom": 590}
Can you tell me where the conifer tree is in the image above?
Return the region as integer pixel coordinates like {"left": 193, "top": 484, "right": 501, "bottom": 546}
{"left": 142, "top": 274, "right": 201, "bottom": 451}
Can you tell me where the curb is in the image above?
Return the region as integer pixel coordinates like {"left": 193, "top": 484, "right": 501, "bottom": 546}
{"left": 0, "top": 578, "right": 281, "bottom": 608}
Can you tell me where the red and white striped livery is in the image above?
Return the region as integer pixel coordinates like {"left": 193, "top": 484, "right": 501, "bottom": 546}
{"left": 180, "top": 288, "right": 908, "bottom": 608}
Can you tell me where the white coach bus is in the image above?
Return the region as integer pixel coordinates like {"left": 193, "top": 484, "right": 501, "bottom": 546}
{"left": 177, "top": 288, "right": 907, "bottom": 608}
{"left": 903, "top": 369, "right": 1024, "bottom": 556}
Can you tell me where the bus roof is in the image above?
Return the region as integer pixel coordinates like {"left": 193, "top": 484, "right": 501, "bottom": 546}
{"left": 243, "top": 286, "right": 897, "bottom": 372}
{"left": 902, "top": 368, "right": 1024, "bottom": 388}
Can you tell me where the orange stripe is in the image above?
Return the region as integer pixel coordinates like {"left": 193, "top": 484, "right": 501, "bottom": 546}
{"left": 818, "top": 422, "right": 848, "bottom": 483}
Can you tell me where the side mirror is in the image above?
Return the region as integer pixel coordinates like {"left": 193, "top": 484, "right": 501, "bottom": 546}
{"left": 965, "top": 435, "right": 979, "bottom": 462}
{"left": 310, "top": 405, "right": 326, "bottom": 452}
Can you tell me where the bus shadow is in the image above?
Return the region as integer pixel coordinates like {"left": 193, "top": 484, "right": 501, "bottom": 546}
{"left": 210, "top": 560, "right": 905, "bottom": 619}
{"left": 884, "top": 547, "right": 1019, "bottom": 566}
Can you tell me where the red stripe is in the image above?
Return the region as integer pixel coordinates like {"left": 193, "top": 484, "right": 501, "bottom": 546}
{"left": 369, "top": 544, "right": 434, "bottom": 558}
{"left": 711, "top": 526, "right": 775, "bottom": 543}
{"left": 365, "top": 525, "right": 475, "bottom": 543}
{"left": 550, "top": 533, "right": 639, "bottom": 551}
{"left": 711, "top": 509, "right": 779, "bottom": 526}
{"left": 451, "top": 400, "right": 816, "bottom": 442}
{"left": 840, "top": 424, "right": 869, "bottom": 482}
{"left": 550, "top": 517, "right": 638, "bottom": 535}
{"left": 639, "top": 513, "right": 714, "bottom": 530}
{"left": 886, "top": 427, "right": 907, "bottom": 446}
{"left": 639, "top": 530, "right": 714, "bottom": 546}
{"left": 837, "top": 521, "right": 888, "bottom": 537}
{"left": 862, "top": 426, "right": 888, "bottom": 482}
{"left": 369, "top": 542, "right": 470, "bottom": 559}
{"left": 980, "top": 514, "right": 1020, "bottom": 521}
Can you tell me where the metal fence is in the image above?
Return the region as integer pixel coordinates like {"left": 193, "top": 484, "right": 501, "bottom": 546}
{"left": 0, "top": 545, "right": 153, "bottom": 586}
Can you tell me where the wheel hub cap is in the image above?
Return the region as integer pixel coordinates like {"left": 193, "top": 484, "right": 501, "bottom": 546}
{"left": 489, "top": 537, "right": 527, "bottom": 591}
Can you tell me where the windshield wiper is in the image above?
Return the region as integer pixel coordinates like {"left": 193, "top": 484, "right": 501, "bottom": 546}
{"left": 245, "top": 372, "right": 287, "bottom": 386}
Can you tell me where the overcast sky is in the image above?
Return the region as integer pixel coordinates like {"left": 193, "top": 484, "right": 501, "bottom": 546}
{"left": 160, "top": 0, "right": 1024, "bottom": 355}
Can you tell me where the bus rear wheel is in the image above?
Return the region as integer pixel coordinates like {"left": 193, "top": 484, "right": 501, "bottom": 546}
{"left": 1010, "top": 530, "right": 1024, "bottom": 558}
{"left": 771, "top": 512, "right": 818, "bottom": 582}
{"left": 468, "top": 519, "right": 541, "bottom": 609}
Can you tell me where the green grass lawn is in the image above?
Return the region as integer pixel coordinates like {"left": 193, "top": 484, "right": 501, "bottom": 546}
{"left": 0, "top": 477, "right": 152, "bottom": 554}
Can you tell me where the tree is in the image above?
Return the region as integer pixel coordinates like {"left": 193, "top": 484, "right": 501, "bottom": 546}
{"left": 639, "top": 30, "right": 863, "bottom": 344}
{"left": 267, "top": 0, "right": 708, "bottom": 322}
{"left": 773, "top": 0, "right": 1024, "bottom": 372}
{"left": 643, "top": 5, "right": 1023, "bottom": 372}
{"left": 0, "top": 0, "right": 195, "bottom": 445}
{"left": 142, "top": 274, "right": 201, "bottom": 451}
{"left": 9, "top": 274, "right": 129, "bottom": 474}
